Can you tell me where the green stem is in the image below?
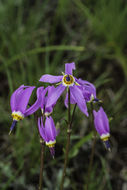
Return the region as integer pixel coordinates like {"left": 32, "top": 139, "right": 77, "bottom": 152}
{"left": 38, "top": 140, "right": 45, "bottom": 190}
{"left": 85, "top": 102, "right": 97, "bottom": 190}
{"left": 60, "top": 89, "right": 71, "bottom": 190}
{"left": 70, "top": 104, "right": 77, "bottom": 127}
{"left": 34, "top": 112, "right": 45, "bottom": 190}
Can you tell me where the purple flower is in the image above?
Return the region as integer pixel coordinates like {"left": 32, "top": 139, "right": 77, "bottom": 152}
{"left": 9, "top": 85, "right": 44, "bottom": 134}
{"left": 93, "top": 107, "right": 110, "bottom": 150}
{"left": 38, "top": 116, "right": 58, "bottom": 157}
{"left": 77, "top": 78, "right": 96, "bottom": 102}
{"left": 64, "top": 79, "right": 96, "bottom": 107}
{"left": 39, "top": 62, "right": 88, "bottom": 116}
{"left": 41, "top": 86, "right": 56, "bottom": 116}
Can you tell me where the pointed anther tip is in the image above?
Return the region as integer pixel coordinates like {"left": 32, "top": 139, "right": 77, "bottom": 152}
{"left": 107, "top": 147, "right": 111, "bottom": 152}
{"left": 9, "top": 130, "right": 12, "bottom": 135}
{"left": 52, "top": 155, "right": 55, "bottom": 159}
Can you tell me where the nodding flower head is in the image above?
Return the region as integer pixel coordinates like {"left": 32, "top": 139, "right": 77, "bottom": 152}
{"left": 93, "top": 107, "right": 111, "bottom": 151}
{"left": 76, "top": 78, "right": 96, "bottom": 102}
{"left": 41, "top": 86, "right": 56, "bottom": 117}
{"left": 39, "top": 62, "right": 89, "bottom": 117}
{"left": 9, "top": 85, "right": 44, "bottom": 134}
{"left": 38, "top": 116, "right": 59, "bottom": 158}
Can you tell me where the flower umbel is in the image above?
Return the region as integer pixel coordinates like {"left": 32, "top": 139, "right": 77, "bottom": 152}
{"left": 38, "top": 116, "right": 59, "bottom": 157}
{"left": 93, "top": 107, "right": 111, "bottom": 151}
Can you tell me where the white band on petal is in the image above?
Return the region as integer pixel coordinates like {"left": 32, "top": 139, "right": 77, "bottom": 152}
{"left": 46, "top": 140, "right": 56, "bottom": 148}
{"left": 100, "top": 133, "right": 110, "bottom": 141}
{"left": 12, "top": 111, "right": 24, "bottom": 121}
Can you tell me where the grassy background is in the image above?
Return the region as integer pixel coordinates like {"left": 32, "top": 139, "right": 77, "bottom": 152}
{"left": 0, "top": 0, "right": 127, "bottom": 189}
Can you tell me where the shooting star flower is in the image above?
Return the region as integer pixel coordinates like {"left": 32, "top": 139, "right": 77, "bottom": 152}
{"left": 38, "top": 116, "right": 59, "bottom": 157}
{"left": 39, "top": 62, "right": 88, "bottom": 116}
{"left": 93, "top": 107, "right": 111, "bottom": 151}
{"left": 9, "top": 85, "right": 44, "bottom": 134}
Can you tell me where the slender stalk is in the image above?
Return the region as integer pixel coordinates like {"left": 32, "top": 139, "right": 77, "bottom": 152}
{"left": 34, "top": 112, "right": 45, "bottom": 190}
{"left": 38, "top": 140, "right": 45, "bottom": 190}
{"left": 70, "top": 104, "right": 77, "bottom": 127}
{"left": 60, "top": 89, "right": 71, "bottom": 190}
{"left": 85, "top": 102, "right": 97, "bottom": 190}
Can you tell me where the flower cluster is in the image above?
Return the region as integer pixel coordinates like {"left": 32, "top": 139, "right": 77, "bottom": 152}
{"left": 9, "top": 62, "right": 111, "bottom": 156}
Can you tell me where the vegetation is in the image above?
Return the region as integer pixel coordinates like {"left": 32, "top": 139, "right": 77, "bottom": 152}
{"left": 0, "top": 0, "right": 127, "bottom": 189}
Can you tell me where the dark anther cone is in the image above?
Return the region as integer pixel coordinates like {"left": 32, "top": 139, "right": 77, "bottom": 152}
{"left": 9, "top": 120, "right": 17, "bottom": 135}
{"left": 49, "top": 147, "right": 55, "bottom": 159}
{"left": 103, "top": 140, "right": 111, "bottom": 152}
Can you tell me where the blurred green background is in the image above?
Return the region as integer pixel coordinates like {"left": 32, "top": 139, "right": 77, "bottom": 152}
{"left": 0, "top": 0, "right": 127, "bottom": 189}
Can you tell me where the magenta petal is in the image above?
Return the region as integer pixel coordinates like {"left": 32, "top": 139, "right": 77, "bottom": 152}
{"left": 93, "top": 110, "right": 103, "bottom": 135}
{"left": 93, "top": 107, "right": 110, "bottom": 136}
{"left": 70, "top": 86, "right": 88, "bottom": 116}
{"left": 39, "top": 74, "right": 63, "bottom": 83}
{"left": 38, "top": 117, "right": 46, "bottom": 141}
{"left": 45, "top": 116, "right": 56, "bottom": 142}
{"left": 46, "top": 84, "right": 65, "bottom": 108}
{"left": 25, "top": 87, "right": 46, "bottom": 116}
{"left": 50, "top": 116, "right": 57, "bottom": 137}
{"left": 16, "top": 86, "right": 35, "bottom": 113}
{"left": 77, "top": 78, "right": 96, "bottom": 100}
{"left": 99, "top": 107, "right": 110, "bottom": 132}
{"left": 10, "top": 85, "right": 25, "bottom": 112}
{"left": 47, "top": 85, "right": 56, "bottom": 96}
{"left": 45, "top": 86, "right": 56, "bottom": 113}
{"left": 65, "top": 62, "right": 76, "bottom": 75}
{"left": 93, "top": 111, "right": 106, "bottom": 135}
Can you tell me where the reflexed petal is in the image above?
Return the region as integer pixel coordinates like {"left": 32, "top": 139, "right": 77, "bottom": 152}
{"left": 17, "top": 86, "right": 35, "bottom": 113}
{"left": 70, "top": 85, "right": 88, "bottom": 116}
{"left": 65, "top": 62, "right": 76, "bottom": 75}
{"left": 47, "top": 85, "right": 56, "bottom": 96}
{"left": 45, "top": 116, "right": 56, "bottom": 141}
{"left": 10, "top": 85, "right": 25, "bottom": 112}
{"left": 77, "top": 78, "right": 96, "bottom": 100}
{"left": 39, "top": 74, "right": 62, "bottom": 83}
{"left": 25, "top": 87, "right": 46, "bottom": 116}
{"left": 50, "top": 116, "right": 57, "bottom": 137}
{"left": 93, "top": 110, "right": 102, "bottom": 135}
{"left": 46, "top": 84, "right": 65, "bottom": 108}
{"left": 45, "top": 86, "right": 56, "bottom": 111}
{"left": 93, "top": 110, "right": 107, "bottom": 135}
{"left": 38, "top": 117, "right": 46, "bottom": 141}
{"left": 99, "top": 107, "right": 110, "bottom": 132}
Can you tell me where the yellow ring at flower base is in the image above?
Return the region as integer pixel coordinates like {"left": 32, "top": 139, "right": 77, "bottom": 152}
{"left": 12, "top": 111, "right": 24, "bottom": 121}
{"left": 46, "top": 140, "right": 56, "bottom": 148}
{"left": 100, "top": 133, "right": 110, "bottom": 141}
{"left": 62, "top": 74, "right": 75, "bottom": 87}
